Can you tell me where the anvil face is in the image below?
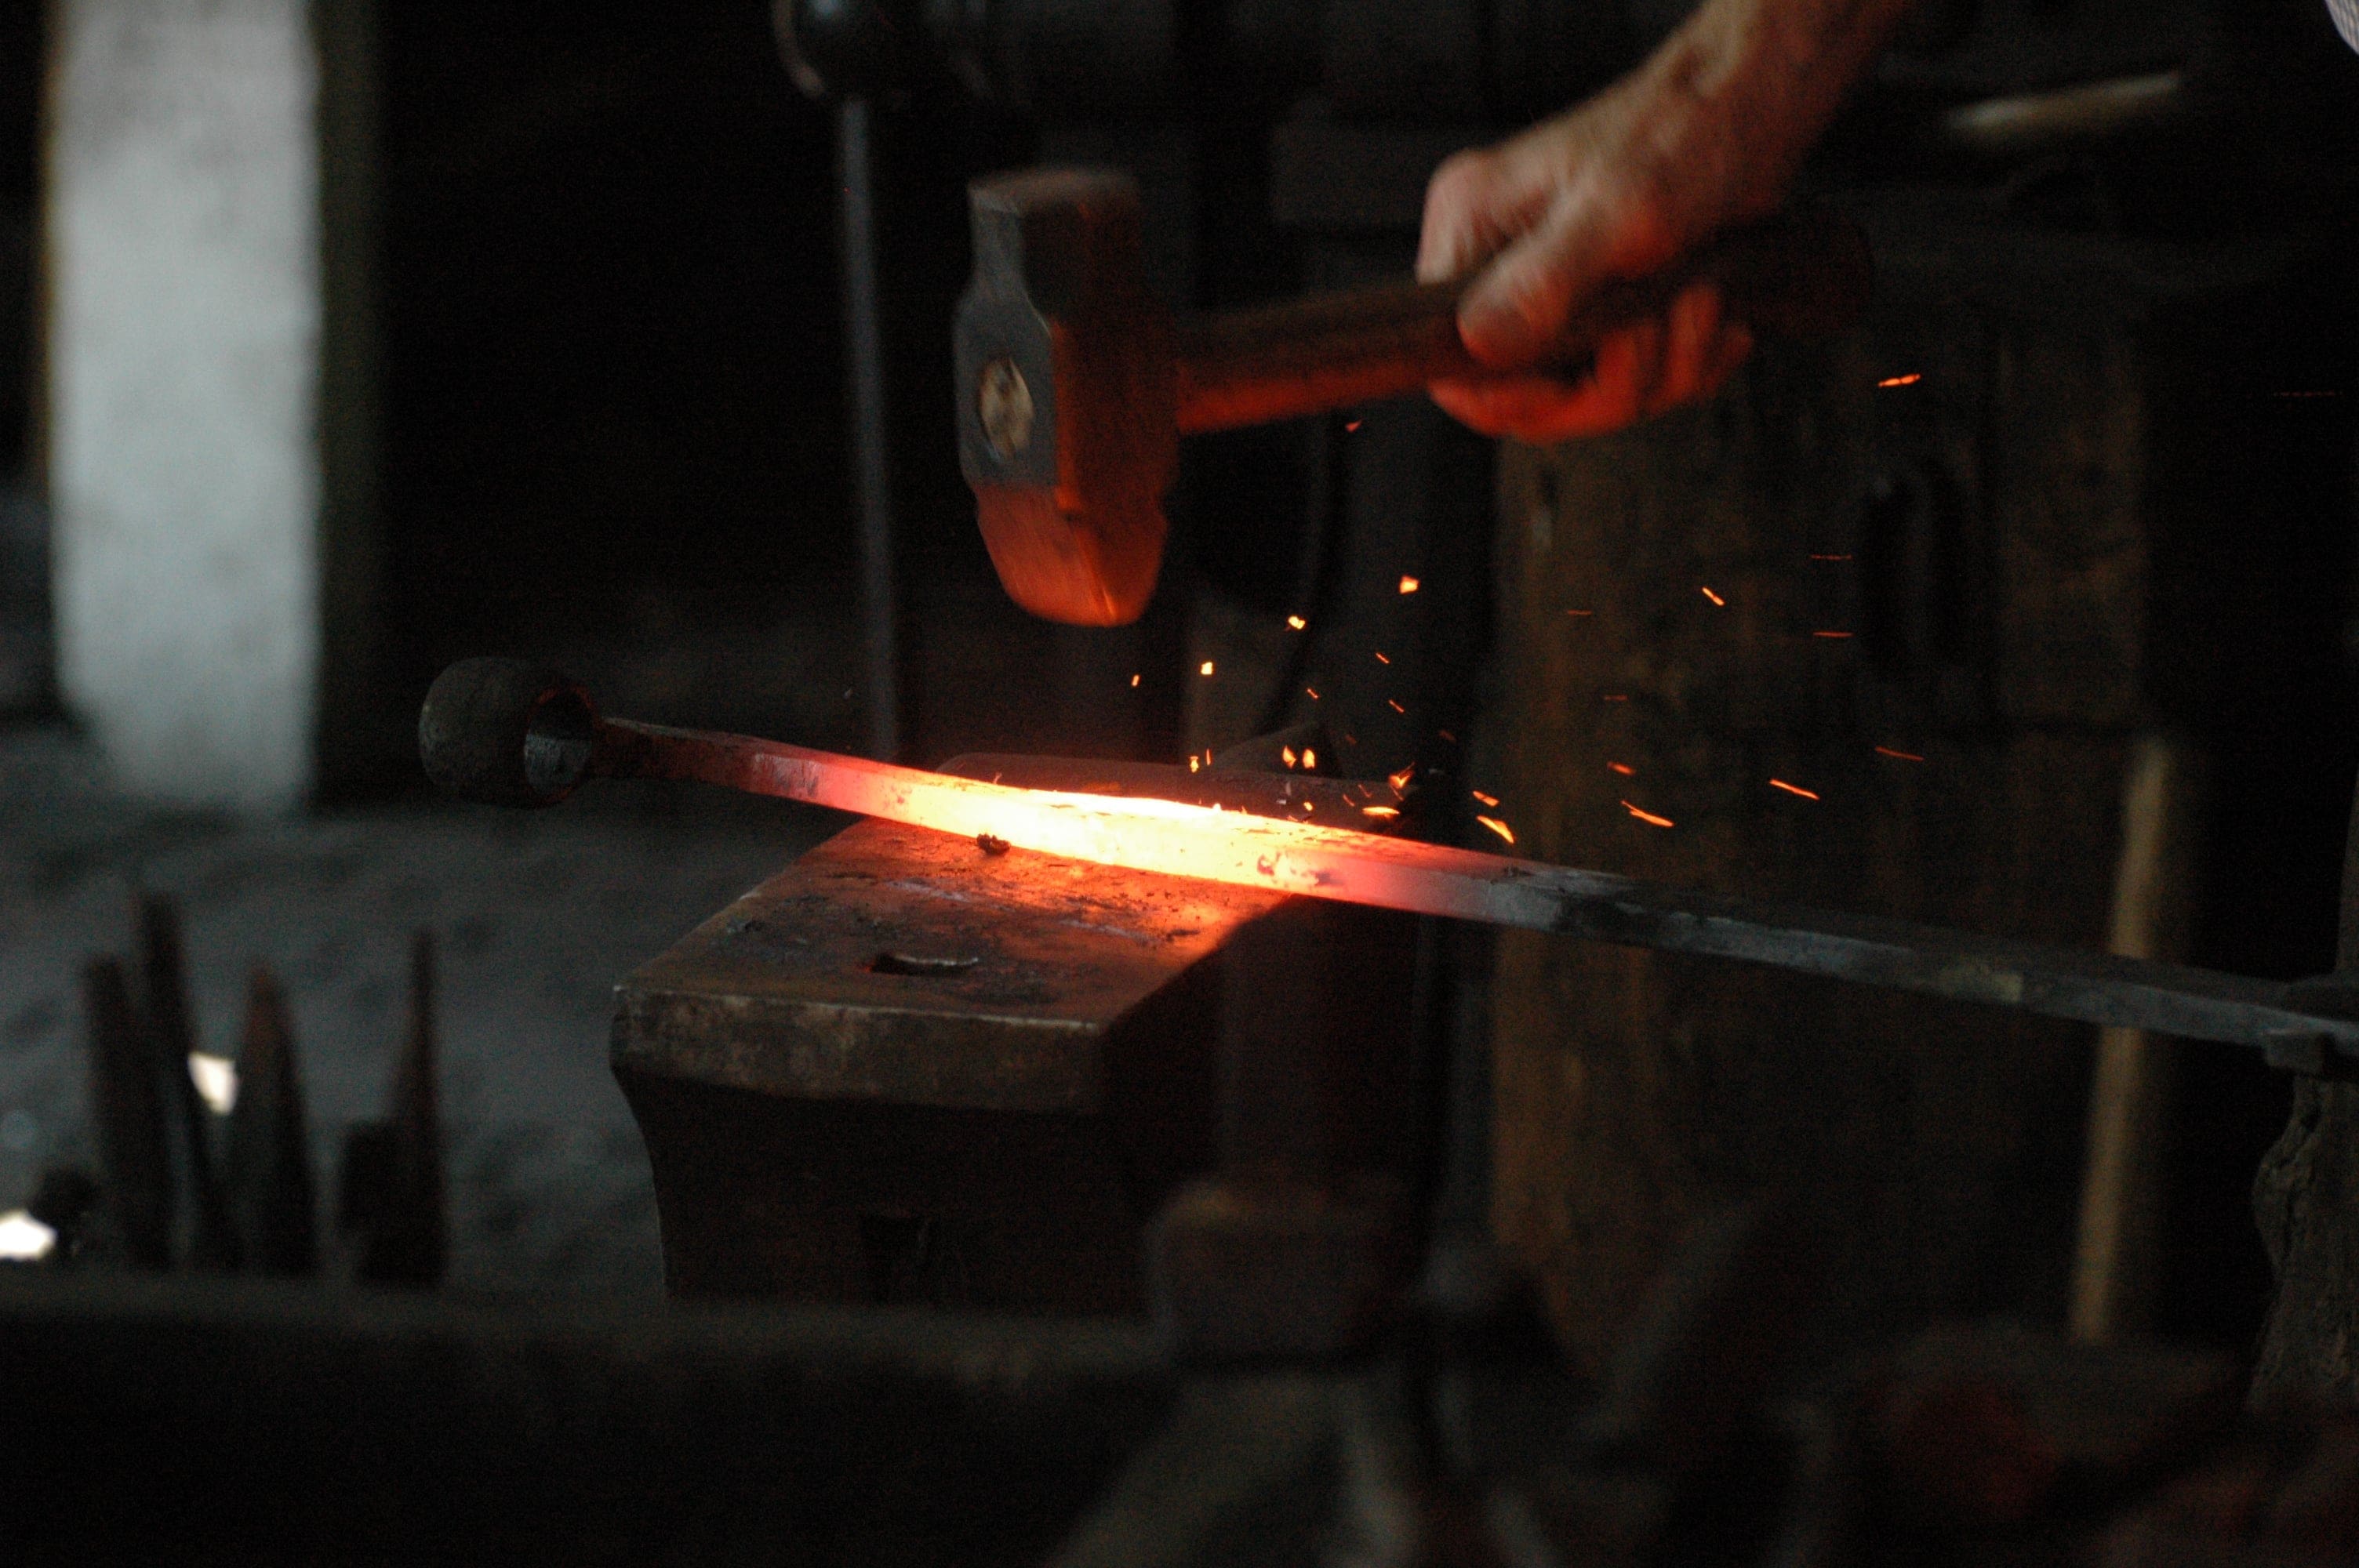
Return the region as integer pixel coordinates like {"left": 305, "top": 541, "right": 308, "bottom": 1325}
{"left": 614, "top": 818, "right": 1288, "bottom": 1119}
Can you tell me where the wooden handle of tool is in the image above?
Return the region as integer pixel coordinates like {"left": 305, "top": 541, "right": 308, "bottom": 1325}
{"left": 1172, "top": 206, "right": 1871, "bottom": 434}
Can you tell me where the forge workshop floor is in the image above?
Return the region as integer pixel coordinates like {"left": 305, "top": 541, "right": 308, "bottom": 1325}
{"left": 0, "top": 723, "right": 849, "bottom": 1294}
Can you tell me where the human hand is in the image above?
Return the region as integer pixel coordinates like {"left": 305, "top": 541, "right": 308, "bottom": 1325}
{"left": 1417, "top": 0, "right": 1909, "bottom": 441}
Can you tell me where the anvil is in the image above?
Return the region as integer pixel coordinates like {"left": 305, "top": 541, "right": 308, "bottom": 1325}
{"left": 610, "top": 795, "right": 1421, "bottom": 1316}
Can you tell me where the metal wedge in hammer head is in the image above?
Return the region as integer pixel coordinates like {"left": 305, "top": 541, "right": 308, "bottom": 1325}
{"left": 956, "top": 169, "right": 1176, "bottom": 627}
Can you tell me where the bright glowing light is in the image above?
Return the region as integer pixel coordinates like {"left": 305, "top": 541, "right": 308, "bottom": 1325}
{"left": 1361, "top": 805, "right": 1401, "bottom": 819}
{"left": 1287, "top": 615, "right": 1307, "bottom": 630}
{"left": 1476, "top": 816, "right": 1516, "bottom": 846}
{"left": 1768, "top": 779, "right": 1820, "bottom": 800}
{"left": 1281, "top": 746, "right": 1298, "bottom": 768}
{"left": 1622, "top": 801, "right": 1676, "bottom": 829}
{"left": 1700, "top": 586, "right": 1725, "bottom": 607}
{"left": 1131, "top": 673, "right": 1141, "bottom": 687}
{"left": 1878, "top": 373, "right": 1922, "bottom": 388}
{"left": 1303, "top": 750, "right": 1317, "bottom": 770}
{"left": 1399, "top": 575, "right": 1420, "bottom": 595}
{"left": 0, "top": 1210, "right": 56, "bottom": 1263}
{"left": 188, "top": 1052, "right": 238, "bottom": 1115}
{"left": 1388, "top": 765, "right": 1416, "bottom": 795}
{"left": 1471, "top": 790, "right": 1499, "bottom": 808}
{"left": 1199, "top": 661, "right": 1216, "bottom": 676}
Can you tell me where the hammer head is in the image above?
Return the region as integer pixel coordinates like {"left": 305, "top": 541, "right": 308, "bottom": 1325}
{"left": 956, "top": 169, "right": 1176, "bottom": 627}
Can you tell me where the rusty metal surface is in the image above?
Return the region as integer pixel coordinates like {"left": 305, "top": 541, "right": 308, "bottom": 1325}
{"left": 612, "top": 818, "right": 1285, "bottom": 1116}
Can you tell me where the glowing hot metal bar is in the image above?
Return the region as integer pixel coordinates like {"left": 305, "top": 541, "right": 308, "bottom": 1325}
{"left": 416, "top": 661, "right": 2359, "bottom": 1071}
{"left": 589, "top": 720, "right": 2359, "bottom": 1066}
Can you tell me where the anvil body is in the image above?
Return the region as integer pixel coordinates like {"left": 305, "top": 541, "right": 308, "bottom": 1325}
{"left": 610, "top": 815, "right": 1420, "bottom": 1312}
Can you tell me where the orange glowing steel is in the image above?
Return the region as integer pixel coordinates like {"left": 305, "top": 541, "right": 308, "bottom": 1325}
{"left": 1623, "top": 801, "right": 1675, "bottom": 829}
{"left": 1768, "top": 779, "right": 1819, "bottom": 800}
{"left": 1476, "top": 815, "right": 1516, "bottom": 846}
{"left": 1288, "top": 615, "right": 1307, "bottom": 630}
{"left": 1700, "top": 586, "right": 1725, "bottom": 607}
{"left": 1399, "top": 575, "right": 1421, "bottom": 594}
{"left": 1471, "top": 790, "right": 1499, "bottom": 808}
{"left": 1876, "top": 746, "right": 1925, "bottom": 762}
{"left": 1608, "top": 763, "right": 1635, "bottom": 776}
{"left": 1878, "top": 373, "right": 1922, "bottom": 387}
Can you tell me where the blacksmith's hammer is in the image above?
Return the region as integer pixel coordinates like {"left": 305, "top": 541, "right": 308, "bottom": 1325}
{"left": 954, "top": 167, "right": 1873, "bottom": 626}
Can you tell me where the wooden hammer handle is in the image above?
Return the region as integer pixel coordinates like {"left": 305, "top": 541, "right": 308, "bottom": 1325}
{"left": 1172, "top": 205, "right": 1871, "bottom": 434}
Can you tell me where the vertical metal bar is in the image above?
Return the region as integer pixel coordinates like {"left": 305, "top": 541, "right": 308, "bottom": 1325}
{"left": 838, "top": 97, "right": 900, "bottom": 761}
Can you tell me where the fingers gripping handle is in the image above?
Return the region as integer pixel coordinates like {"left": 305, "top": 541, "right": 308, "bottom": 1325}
{"left": 1172, "top": 206, "right": 1871, "bottom": 433}
{"left": 418, "top": 659, "right": 600, "bottom": 808}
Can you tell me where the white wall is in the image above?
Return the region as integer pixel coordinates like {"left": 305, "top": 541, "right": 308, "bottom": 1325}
{"left": 49, "top": 0, "right": 323, "bottom": 811}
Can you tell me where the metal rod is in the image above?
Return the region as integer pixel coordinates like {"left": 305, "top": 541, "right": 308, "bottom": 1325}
{"left": 583, "top": 715, "right": 2359, "bottom": 1064}
{"left": 838, "top": 97, "right": 899, "bottom": 761}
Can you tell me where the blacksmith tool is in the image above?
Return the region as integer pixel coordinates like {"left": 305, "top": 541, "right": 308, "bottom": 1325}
{"left": 952, "top": 168, "right": 1872, "bottom": 625}
{"left": 420, "top": 658, "right": 2359, "bottom": 1068}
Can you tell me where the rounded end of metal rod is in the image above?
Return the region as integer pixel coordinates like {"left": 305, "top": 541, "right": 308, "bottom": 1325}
{"left": 418, "top": 659, "right": 598, "bottom": 808}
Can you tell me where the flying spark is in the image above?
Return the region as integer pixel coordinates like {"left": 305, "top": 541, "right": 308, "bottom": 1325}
{"left": 1876, "top": 746, "right": 1925, "bottom": 762}
{"left": 1281, "top": 746, "right": 1298, "bottom": 768}
{"left": 1303, "top": 749, "right": 1317, "bottom": 770}
{"left": 1387, "top": 699, "right": 1405, "bottom": 713}
{"left": 1768, "top": 779, "right": 1820, "bottom": 800}
{"left": 1305, "top": 688, "right": 1320, "bottom": 700}
{"left": 1471, "top": 790, "right": 1499, "bottom": 807}
{"left": 1437, "top": 730, "right": 1456, "bottom": 743}
{"left": 1346, "top": 419, "right": 1363, "bottom": 430}
{"left": 1374, "top": 652, "right": 1390, "bottom": 664}
{"left": 1622, "top": 801, "right": 1676, "bottom": 829}
{"left": 1566, "top": 609, "right": 1594, "bottom": 617}
{"left": 1200, "top": 661, "right": 1216, "bottom": 676}
{"left": 1388, "top": 764, "right": 1416, "bottom": 794}
{"left": 1603, "top": 695, "right": 1629, "bottom": 702}
{"left": 1361, "top": 805, "right": 1401, "bottom": 819}
{"left": 1130, "top": 673, "right": 1141, "bottom": 688}
{"left": 1808, "top": 554, "right": 1852, "bottom": 561}
{"left": 1608, "top": 762, "right": 1634, "bottom": 776}
{"left": 1399, "top": 575, "right": 1421, "bottom": 594}
{"left": 1288, "top": 615, "right": 1307, "bottom": 630}
{"left": 1700, "top": 586, "right": 1725, "bottom": 607}
{"left": 1476, "top": 816, "right": 1516, "bottom": 845}
{"left": 1878, "top": 373, "right": 1922, "bottom": 388}
{"left": 1812, "top": 631, "right": 1853, "bottom": 640}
